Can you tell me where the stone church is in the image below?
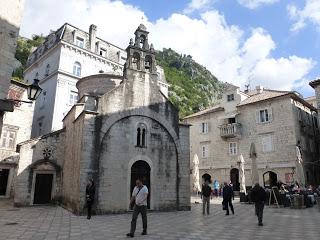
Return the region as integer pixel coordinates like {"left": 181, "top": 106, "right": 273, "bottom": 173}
{"left": 14, "top": 25, "right": 190, "bottom": 214}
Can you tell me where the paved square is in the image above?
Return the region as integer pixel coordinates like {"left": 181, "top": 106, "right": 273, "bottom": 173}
{"left": 0, "top": 199, "right": 319, "bottom": 240}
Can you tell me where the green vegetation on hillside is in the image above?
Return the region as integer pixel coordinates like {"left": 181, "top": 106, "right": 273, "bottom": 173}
{"left": 156, "top": 48, "right": 223, "bottom": 118}
{"left": 12, "top": 35, "right": 45, "bottom": 81}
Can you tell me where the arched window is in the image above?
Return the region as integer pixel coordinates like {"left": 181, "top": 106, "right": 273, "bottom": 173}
{"left": 73, "top": 62, "right": 81, "bottom": 76}
{"left": 139, "top": 35, "right": 146, "bottom": 48}
{"left": 132, "top": 52, "right": 140, "bottom": 70}
{"left": 45, "top": 64, "right": 50, "bottom": 76}
{"left": 145, "top": 55, "right": 152, "bottom": 72}
{"left": 136, "top": 123, "right": 147, "bottom": 147}
{"left": 136, "top": 128, "right": 141, "bottom": 147}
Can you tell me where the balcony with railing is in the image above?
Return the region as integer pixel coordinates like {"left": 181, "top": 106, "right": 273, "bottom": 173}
{"left": 219, "top": 123, "right": 241, "bottom": 138}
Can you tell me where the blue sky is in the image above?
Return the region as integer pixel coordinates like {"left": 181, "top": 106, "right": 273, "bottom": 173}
{"left": 21, "top": 0, "right": 320, "bottom": 97}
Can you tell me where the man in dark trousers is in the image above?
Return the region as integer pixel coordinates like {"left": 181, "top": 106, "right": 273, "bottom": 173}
{"left": 86, "top": 178, "right": 95, "bottom": 219}
{"left": 201, "top": 180, "right": 212, "bottom": 215}
{"left": 251, "top": 183, "right": 266, "bottom": 226}
{"left": 222, "top": 182, "right": 234, "bottom": 215}
{"left": 127, "top": 178, "right": 149, "bottom": 238}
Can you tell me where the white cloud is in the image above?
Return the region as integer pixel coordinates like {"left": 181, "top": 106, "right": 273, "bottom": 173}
{"left": 20, "top": 0, "right": 315, "bottom": 93}
{"left": 238, "top": 0, "right": 279, "bottom": 9}
{"left": 183, "top": 0, "right": 215, "bottom": 13}
{"left": 288, "top": 0, "right": 320, "bottom": 32}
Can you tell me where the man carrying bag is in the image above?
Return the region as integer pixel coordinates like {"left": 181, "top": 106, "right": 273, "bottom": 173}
{"left": 127, "top": 178, "right": 149, "bottom": 238}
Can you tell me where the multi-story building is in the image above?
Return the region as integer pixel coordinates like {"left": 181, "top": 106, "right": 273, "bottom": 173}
{"left": 184, "top": 83, "right": 319, "bottom": 190}
{"left": 26, "top": 23, "right": 169, "bottom": 137}
{"left": 0, "top": 80, "right": 34, "bottom": 198}
{"left": 0, "top": 0, "right": 25, "bottom": 136}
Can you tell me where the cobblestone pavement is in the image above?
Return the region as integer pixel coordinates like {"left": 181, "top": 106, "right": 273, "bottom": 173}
{"left": 0, "top": 198, "right": 319, "bottom": 240}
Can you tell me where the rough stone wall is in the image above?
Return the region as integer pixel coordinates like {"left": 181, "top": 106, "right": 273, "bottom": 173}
{"left": 94, "top": 116, "right": 178, "bottom": 212}
{"left": 14, "top": 130, "right": 65, "bottom": 206}
{"left": 0, "top": 0, "right": 24, "bottom": 100}
{"left": 61, "top": 106, "right": 85, "bottom": 213}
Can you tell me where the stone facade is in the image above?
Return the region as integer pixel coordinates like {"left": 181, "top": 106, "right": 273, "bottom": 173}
{"left": 26, "top": 23, "right": 169, "bottom": 137}
{"left": 15, "top": 25, "right": 190, "bottom": 214}
{"left": 184, "top": 84, "right": 319, "bottom": 191}
{"left": 0, "top": 80, "right": 34, "bottom": 198}
{"left": 0, "top": 0, "right": 25, "bottom": 136}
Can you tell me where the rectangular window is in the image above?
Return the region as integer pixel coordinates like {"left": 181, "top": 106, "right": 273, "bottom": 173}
{"left": 69, "top": 91, "right": 78, "bottom": 105}
{"left": 99, "top": 48, "right": 106, "bottom": 57}
{"left": 262, "top": 135, "right": 273, "bottom": 152}
{"left": 227, "top": 94, "right": 234, "bottom": 102}
{"left": 75, "top": 37, "right": 84, "bottom": 48}
{"left": 0, "top": 128, "right": 17, "bottom": 150}
{"left": 257, "top": 109, "right": 272, "bottom": 123}
{"left": 229, "top": 142, "right": 237, "bottom": 155}
{"left": 201, "top": 122, "right": 209, "bottom": 134}
{"left": 201, "top": 145, "right": 209, "bottom": 158}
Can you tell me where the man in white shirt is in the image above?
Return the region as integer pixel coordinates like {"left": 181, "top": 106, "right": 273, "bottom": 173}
{"left": 127, "top": 178, "right": 149, "bottom": 238}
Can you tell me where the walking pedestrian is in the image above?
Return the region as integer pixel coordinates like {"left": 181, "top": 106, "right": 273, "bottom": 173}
{"left": 127, "top": 178, "right": 149, "bottom": 238}
{"left": 201, "top": 180, "right": 212, "bottom": 215}
{"left": 86, "top": 178, "right": 95, "bottom": 219}
{"left": 251, "top": 183, "right": 266, "bottom": 226}
{"left": 222, "top": 182, "right": 234, "bottom": 215}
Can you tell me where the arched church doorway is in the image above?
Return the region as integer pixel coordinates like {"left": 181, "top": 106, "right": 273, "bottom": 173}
{"left": 263, "top": 171, "right": 277, "bottom": 188}
{"left": 33, "top": 173, "right": 53, "bottom": 204}
{"left": 202, "top": 173, "right": 212, "bottom": 183}
{"left": 131, "top": 160, "right": 151, "bottom": 209}
{"left": 230, "top": 168, "right": 240, "bottom": 191}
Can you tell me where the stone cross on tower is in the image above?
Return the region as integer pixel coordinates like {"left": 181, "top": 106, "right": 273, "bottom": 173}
{"left": 125, "top": 24, "right": 157, "bottom": 75}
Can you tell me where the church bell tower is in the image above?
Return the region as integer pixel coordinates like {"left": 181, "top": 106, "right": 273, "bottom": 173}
{"left": 125, "top": 24, "right": 157, "bottom": 75}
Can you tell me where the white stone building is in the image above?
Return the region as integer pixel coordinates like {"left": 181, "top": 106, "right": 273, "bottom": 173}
{"left": 0, "top": 80, "right": 34, "bottom": 198}
{"left": 184, "top": 83, "right": 319, "bottom": 190}
{"left": 25, "top": 23, "right": 169, "bottom": 137}
{"left": 14, "top": 25, "right": 190, "bottom": 213}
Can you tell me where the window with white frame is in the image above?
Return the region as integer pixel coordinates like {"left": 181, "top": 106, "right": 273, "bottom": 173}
{"left": 257, "top": 109, "right": 272, "bottom": 123}
{"left": 0, "top": 128, "right": 17, "bottom": 150}
{"left": 201, "top": 145, "right": 209, "bottom": 158}
{"left": 229, "top": 142, "right": 237, "bottom": 155}
{"left": 69, "top": 91, "right": 78, "bottom": 106}
{"left": 75, "top": 37, "right": 84, "bottom": 48}
{"left": 99, "top": 48, "right": 106, "bottom": 57}
{"left": 262, "top": 135, "right": 273, "bottom": 152}
{"left": 73, "top": 62, "right": 81, "bottom": 76}
{"left": 227, "top": 94, "right": 234, "bottom": 102}
{"left": 200, "top": 122, "right": 209, "bottom": 134}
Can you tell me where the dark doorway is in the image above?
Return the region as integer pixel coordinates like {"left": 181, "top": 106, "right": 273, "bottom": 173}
{"left": 131, "top": 161, "right": 151, "bottom": 209}
{"left": 202, "top": 173, "right": 212, "bottom": 183}
{"left": 0, "top": 168, "right": 9, "bottom": 196}
{"left": 33, "top": 174, "right": 53, "bottom": 204}
{"left": 230, "top": 168, "right": 240, "bottom": 191}
{"left": 263, "top": 171, "right": 277, "bottom": 188}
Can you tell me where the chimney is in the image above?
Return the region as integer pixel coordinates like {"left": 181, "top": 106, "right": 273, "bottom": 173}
{"left": 255, "top": 85, "right": 264, "bottom": 93}
{"left": 89, "top": 24, "right": 97, "bottom": 52}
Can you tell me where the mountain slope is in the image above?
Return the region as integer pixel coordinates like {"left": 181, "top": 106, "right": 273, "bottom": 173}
{"left": 156, "top": 48, "right": 223, "bottom": 118}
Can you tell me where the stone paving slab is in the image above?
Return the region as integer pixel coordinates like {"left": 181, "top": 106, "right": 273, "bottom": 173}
{"left": 0, "top": 199, "right": 319, "bottom": 240}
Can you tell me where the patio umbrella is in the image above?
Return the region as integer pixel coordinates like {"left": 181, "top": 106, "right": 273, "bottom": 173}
{"left": 250, "top": 143, "right": 259, "bottom": 186}
{"left": 239, "top": 154, "right": 247, "bottom": 195}
{"left": 192, "top": 154, "right": 201, "bottom": 193}
{"left": 295, "top": 146, "right": 306, "bottom": 187}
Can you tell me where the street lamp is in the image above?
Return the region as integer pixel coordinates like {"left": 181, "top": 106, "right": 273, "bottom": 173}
{"left": 27, "top": 79, "right": 42, "bottom": 101}
{"left": 8, "top": 79, "right": 42, "bottom": 104}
